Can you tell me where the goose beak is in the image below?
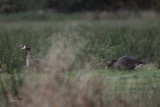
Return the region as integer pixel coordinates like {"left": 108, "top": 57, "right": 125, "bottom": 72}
{"left": 105, "top": 66, "right": 108, "bottom": 70}
{"left": 21, "top": 47, "right": 25, "bottom": 50}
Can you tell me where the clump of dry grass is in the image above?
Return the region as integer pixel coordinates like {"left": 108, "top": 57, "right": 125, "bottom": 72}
{"left": 18, "top": 72, "right": 105, "bottom": 107}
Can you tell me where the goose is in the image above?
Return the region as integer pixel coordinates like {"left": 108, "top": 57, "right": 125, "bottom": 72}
{"left": 22, "top": 45, "right": 41, "bottom": 68}
{"left": 105, "top": 56, "right": 146, "bottom": 71}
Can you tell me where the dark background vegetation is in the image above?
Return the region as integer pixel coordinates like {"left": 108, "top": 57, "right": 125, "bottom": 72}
{"left": 0, "top": 0, "right": 160, "bottom": 13}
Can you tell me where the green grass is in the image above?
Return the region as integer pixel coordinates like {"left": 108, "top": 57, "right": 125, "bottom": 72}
{"left": 0, "top": 12, "right": 160, "bottom": 106}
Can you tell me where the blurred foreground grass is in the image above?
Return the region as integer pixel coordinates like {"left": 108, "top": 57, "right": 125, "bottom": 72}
{"left": 1, "top": 68, "right": 160, "bottom": 107}
{"left": 18, "top": 68, "right": 160, "bottom": 107}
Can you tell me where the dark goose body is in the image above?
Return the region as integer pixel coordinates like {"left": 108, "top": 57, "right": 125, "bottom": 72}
{"left": 106, "top": 56, "right": 145, "bottom": 70}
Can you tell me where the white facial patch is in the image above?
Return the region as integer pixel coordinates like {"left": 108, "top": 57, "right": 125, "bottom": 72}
{"left": 23, "top": 45, "right": 26, "bottom": 49}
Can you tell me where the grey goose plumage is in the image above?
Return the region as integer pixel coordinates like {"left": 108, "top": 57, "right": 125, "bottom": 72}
{"left": 106, "top": 56, "right": 146, "bottom": 71}
{"left": 22, "top": 45, "right": 41, "bottom": 68}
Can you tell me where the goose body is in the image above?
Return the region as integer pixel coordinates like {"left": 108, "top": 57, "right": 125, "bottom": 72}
{"left": 106, "top": 56, "right": 145, "bottom": 71}
{"left": 22, "top": 45, "right": 41, "bottom": 68}
{"left": 26, "top": 55, "right": 41, "bottom": 68}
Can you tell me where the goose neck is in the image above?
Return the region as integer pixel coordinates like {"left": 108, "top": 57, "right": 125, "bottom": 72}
{"left": 28, "top": 50, "right": 32, "bottom": 56}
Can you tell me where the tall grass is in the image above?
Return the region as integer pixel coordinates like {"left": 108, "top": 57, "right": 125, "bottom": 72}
{"left": 84, "top": 20, "right": 160, "bottom": 67}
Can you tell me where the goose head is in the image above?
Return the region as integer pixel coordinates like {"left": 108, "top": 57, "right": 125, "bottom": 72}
{"left": 106, "top": 59, "right": 117, "bottom": 69}
{"left": 21, "top": 45, "right": 31, "bottom": 51}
